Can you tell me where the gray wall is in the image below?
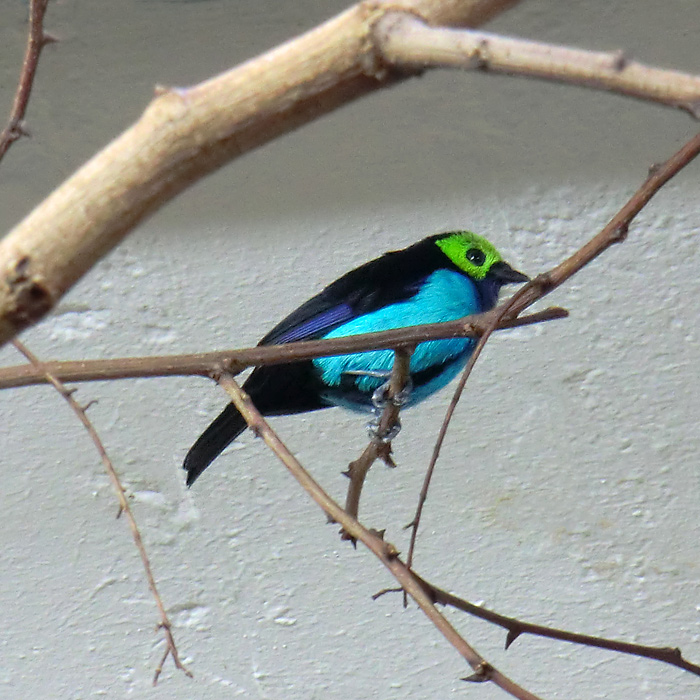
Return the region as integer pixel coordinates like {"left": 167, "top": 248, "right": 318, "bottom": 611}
{"left": 0, "top": 1, "right": 698, "bottom": 698}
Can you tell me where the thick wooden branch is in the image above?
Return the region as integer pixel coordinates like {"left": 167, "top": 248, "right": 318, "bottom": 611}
{"left": 3, "top": 0, "right": 700, "bottom": 349}
{"left": 377, "top": 13, "right": 700, "bottom": 115}
{"left": 0, "top": 0, "right": 519, "bottom": 347}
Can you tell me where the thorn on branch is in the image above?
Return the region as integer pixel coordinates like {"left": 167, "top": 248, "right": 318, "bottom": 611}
{"left": 377, "top": 442, "right": 395, "bottom": 468}
{"left": 382, "top": 541, "right": 400, "bottom": 559}
{"left": 469, "top": 40, "right": 489, "bottom": 71}
{"left": 647, "top": 161, "right": 663, "bottom": 178}
{"left": 153, "top": 83, "right": 190, "bottom": 101}
{"left": 340, "top": 529, "right": 358, "bottom": 547}
{"left": 372, "top": 586, "right": 402, "bottom": 601}
{"left": 462, "top": 662, "right": 493, "bottom": 683}
{"left": 505, "top": 628, "right": 521, "bottom": 650}
{"left": 41, "top": 32, "right": 59, "bottom": 46}
{"left": 531, "top": 271, "right": 556, "bottom": 293}
{"left": 10, "top": 121, "right": 31, "bottom": 139}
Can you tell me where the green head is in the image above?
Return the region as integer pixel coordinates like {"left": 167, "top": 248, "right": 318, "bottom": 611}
{"left": 434, "top": 231, "right": 528, "bottom": 284}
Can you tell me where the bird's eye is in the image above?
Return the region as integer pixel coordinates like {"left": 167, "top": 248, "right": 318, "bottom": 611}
{"left": 465, "top": 248, "right": 486, "bottom": 266}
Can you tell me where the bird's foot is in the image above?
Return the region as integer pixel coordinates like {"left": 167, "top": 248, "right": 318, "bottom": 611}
{"left": 371, "top": 377, "right": 413, "bottom": 410}
{"left": 367, "top": 415, "right": 401, "bottom": 443}
{"left": 366, "top": 377, "right": 412, "bottom": 443}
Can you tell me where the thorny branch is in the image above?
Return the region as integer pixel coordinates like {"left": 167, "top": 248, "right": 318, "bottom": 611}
{"left": 405, "top": 300, "right": 505, "bottom": 572}
{"left": 226, "top": 126, "right": 700, "bottom": 693}
{"left": 411, "top": 572, "right": 700, "bottom": 677}
{"left": 0, "top": 307, "right": 567, "bottom": 390}
{"left": 0, "top": 0, "right": 192, "bottom": 685}
{"left": 212, "top": 122, "right": 700, "bottom": 688}
{"left": 404, "top": 129, "right": 700, "bottom": 571}
{"left": 0, "top": 0, "right": 55, "bottom": 162}
{"left": 1, "top": 0, "right": 699, "bottom": 694}
{"left": 10, "top": 340, "right": 192, "bottom": 684}
{"left": 216, "top": 372, "right": 543, "bottom": 700}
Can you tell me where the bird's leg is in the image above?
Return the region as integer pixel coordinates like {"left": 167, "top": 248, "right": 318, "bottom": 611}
{"left": 367, "top": 375, "right": 413, "bottom": 443}
{"left": 340, "top": 361, "right": 413, "bottom": 541}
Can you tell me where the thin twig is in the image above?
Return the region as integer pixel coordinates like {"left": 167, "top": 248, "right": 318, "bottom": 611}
{"left": 0, "top": 307, "right": 567, "bottom": 390}
{"left": 0, "top": 0, "right": 55, "bottom": 162}
{"left": 405, "top": 128, "right": 700, "bottom": 571}
{"left": 506, "top": 131, "right": 700, "bottom": 319}
{"left": 410, "top": 573, "right": 700, "bottom": 677}
{"left": 11, "top": 339, "right": 192, "bottom": 685}
{"left": 216, "top": 372, "right": 543, "bottom": 700}
{"left": 405, "top": 301, "right": 510, "bottom": 571}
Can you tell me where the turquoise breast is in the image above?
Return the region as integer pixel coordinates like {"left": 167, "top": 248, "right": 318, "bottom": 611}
{"left": 313, "top": 269, "right": 482, "bottom": 410}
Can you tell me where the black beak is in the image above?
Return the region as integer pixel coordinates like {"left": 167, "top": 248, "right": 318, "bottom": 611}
{"left": 489, "top": 260, "right": 529, "bottom": 284}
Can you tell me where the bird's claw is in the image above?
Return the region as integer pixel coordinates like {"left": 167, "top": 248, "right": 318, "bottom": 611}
{"left": 367, "top": 377, "right": 412, "bottom": 443}
{"left": 371, "top": 378, "right": 413, "bottom": 410}
{"left": 367, "top": 416, "right": 402, "bottom": 443}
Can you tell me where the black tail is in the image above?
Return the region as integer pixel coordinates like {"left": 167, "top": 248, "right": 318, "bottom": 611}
{"left": 183, "top": 403, "right": 247, "bottom": 486}
{"left": 184, "top": 362, "right": 329, "bottom": 486}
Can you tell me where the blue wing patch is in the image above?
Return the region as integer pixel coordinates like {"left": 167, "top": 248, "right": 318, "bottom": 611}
{"left": 268, "top": 303, "right": 355, "bottom": 344}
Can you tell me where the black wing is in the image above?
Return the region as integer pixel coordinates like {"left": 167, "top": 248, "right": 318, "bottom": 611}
{"left": 259, "top": 236, "right": 446, "bottom": 346}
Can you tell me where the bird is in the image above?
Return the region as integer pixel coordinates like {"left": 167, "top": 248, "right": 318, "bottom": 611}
{"left": 184, "top": 231, "right": 528, "bottom": 486}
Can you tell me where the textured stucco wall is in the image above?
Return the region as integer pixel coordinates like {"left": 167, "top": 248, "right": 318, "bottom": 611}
{"left": 0, "top": 1, "right": 698, "bottom": 699}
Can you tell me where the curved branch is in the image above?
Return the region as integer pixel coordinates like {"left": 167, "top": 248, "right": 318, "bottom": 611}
{"left": 403, "top": 129, "right": 700, "bottom": 569}
{"left": 11, "top": 340, "right": 192, "bottom": 684}
{"left": 406, "top": 299, "right": 506, "bottom": 568}
{"left": 341, "top": 346, "right": 413, "bottom": 534}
